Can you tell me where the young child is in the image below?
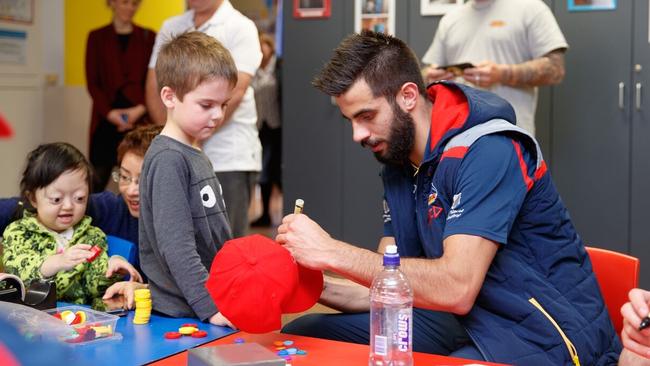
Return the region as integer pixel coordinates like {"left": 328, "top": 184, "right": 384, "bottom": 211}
{"left": 2, "top": 142, "right": 141, "bottom": 307}
{"left": 138, "top": 32, "right": 235, "bottom": 326}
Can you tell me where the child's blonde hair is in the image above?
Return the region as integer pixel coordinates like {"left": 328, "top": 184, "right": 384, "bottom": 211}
{"left": 155, "top": 31, "right": 238, "bottom": 101}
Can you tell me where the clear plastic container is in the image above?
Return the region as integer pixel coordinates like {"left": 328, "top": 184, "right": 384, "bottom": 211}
{"left": 44, "top": 305, "right": 122, "bottom": 346}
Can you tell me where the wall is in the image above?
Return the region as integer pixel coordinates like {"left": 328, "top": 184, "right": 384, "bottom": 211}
{"left": 65, "top": 0, "right": 184, "bottom": 86}
{"left": 0, "top": 1, "right": 47, "bottom": 196}
{"left": 0, "top": 0, "right": 184, "bottom": 196}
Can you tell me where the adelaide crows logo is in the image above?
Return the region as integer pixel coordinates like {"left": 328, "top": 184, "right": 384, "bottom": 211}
{"left": 428, "top": 183, "right": 438, "bottom": 206}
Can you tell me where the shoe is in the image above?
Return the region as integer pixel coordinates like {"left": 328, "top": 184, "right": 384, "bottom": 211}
{"left": 251, "top": 215, "right": 271, "bottom": 227}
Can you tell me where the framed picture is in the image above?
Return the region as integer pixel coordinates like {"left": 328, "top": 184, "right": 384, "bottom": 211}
{"left": 420, "top": 0, "right": 463, "bottom": 16}
{"left": 0, "top": 0, "right": 33, "bottom": 24}
{"left": 293, "top": 0, "right": 331, "bottom": 19}
{"left": 568, "top": 0, "right": 616, "bottom": 12}
{"left": 355, "top": 0, "right": 396, "bottom": 35}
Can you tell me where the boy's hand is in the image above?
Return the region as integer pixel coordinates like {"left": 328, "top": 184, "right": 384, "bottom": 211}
{"left": 106, "top": 256, "right": 143, "bottom": 283}
{"left": 103, "top": 281, "right": 148, "bottom": 310}
{"left": 209, "top": 312, "right": 236, "bottom": 329}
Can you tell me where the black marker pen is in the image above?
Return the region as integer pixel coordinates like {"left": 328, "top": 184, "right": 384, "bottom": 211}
{"left": 639, "top": 315, "right": 650, "bottom": 331}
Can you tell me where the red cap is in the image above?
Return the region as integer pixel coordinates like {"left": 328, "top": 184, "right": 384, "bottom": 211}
{"left": 206, "top": 234, "right": 323, "bottom": 333}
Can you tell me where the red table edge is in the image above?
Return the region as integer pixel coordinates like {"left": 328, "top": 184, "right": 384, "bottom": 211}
{"left": 149, "top": 331, "right": 507, "bottom": 366}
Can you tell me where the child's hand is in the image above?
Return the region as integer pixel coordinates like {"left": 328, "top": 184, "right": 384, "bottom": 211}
{"left": 209, "top": 312, "right": 236, "bottom": 329}
{"left": 103, "top": 281, "right": 148, "bottom": 310}
{"left": 40, "top": 244, "right": 93, "bottom": 277}
{"left": 106, "top": 256, "right": 143, "bottom": 283}
{"left": 60, "top": 244, "right": 94, "bottom": 269}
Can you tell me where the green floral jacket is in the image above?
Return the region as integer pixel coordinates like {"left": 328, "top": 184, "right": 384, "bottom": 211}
{"left": 2, "top": 213, "right": 120, "bottom": 307}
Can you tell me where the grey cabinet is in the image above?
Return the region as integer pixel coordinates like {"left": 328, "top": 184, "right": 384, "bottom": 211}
{"left": 630, "top": 0, "right": 650, "bottom": 287}
{"left": 551, "top": 1, "right": 649, "bottom": 286}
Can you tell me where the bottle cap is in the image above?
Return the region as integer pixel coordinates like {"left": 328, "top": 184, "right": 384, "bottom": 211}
{"left": 383, "top": 245, "right": 400, "bottom": 266}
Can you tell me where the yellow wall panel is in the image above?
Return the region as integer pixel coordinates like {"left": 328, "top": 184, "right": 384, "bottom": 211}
{"left": 65, "top": 0, "right": 185, "bottom": 86}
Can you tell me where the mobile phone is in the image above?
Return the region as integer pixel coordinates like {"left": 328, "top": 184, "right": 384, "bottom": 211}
{"left": 437, "top": 62, "right": 475, "bottom": 76}
{"left": 95, "top": 295, "right": 129, "bottom": 317}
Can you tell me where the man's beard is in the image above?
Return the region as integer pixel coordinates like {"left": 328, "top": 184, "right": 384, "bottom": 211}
{"left": 372, "top": 99, "right": 416, "bottom": 166}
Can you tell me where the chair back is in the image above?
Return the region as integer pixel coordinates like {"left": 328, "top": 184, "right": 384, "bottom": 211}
{"left": 586, "top": 246, "right": 639, "bottom": 334}
{"left": 106, "top": 235, "right": 138, "bottom": 268}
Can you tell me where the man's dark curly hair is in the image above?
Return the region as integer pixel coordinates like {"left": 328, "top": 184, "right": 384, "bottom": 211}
{"left": 312, "top": 30, "right": 426, "bottom": 101}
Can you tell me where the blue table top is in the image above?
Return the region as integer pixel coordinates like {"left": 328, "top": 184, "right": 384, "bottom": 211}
{"left": 61, "top": 307, "right": 237, "bottom": 366}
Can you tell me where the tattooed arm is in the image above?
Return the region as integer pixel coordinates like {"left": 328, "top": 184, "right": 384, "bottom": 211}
{"left": 463, "top": 48, "right": 566, "bottom": 88}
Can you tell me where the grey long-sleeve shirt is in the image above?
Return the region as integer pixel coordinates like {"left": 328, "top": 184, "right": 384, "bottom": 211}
{"left": 139, "top": 135, "right": 232, "bottom": 321}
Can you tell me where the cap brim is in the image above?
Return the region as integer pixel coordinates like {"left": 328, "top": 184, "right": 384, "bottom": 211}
{"left": 281, "top": 264, "right": 323, "bottom": 313}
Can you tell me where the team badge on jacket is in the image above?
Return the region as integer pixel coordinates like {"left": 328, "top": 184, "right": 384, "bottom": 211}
{"left": 427, "top": 183, "right": 443, "bottom": 224}
{"left": 428, "top": 183, "right": 438, "bottom": 206}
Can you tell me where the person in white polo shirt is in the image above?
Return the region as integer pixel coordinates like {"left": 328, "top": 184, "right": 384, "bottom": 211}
{"left": 421, "top": 0, "right": 567, "bottom": 136}
{"left": 145, "top": 0, "right": 262, "bottom": 238}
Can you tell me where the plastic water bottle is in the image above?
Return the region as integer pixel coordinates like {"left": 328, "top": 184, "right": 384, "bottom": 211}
{"left": 369, "top": 245, "right": 413, "bottom": 366}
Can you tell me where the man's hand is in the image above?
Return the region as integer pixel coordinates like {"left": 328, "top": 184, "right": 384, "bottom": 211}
{"left": 209, "top": 312, "right": 236, "bottom": 328}
{"left": 106, "top": 256, "right": 143, "bottom": 283}
{"left": 463, "top": 61, "right": 503, "bottom": 88}
{"left": 422, "top": 65, "right": 455, "bottom": 84}
{"left": 621, "top": 289, "right": 650, "bottom": 359}
{"left": 275, "top": 213, "right": 339, "bottom": 271}
{"left": 102, "top": 281, "right": 148, "bottom": 309}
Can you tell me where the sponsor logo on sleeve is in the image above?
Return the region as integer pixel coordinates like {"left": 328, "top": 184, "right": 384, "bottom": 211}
{"left": 447, "top": 192, "right": 464, "bottom": 220}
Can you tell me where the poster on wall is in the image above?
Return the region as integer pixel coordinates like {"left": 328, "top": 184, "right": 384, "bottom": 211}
{"left": 0, "top": 29, "right": 26, "bottom": 65}
{"left": 355, "top": 0, "right": 396, "bottom": 35}
{"left": 568, "top": 0, "right": 616, "bottom": 12}
{"left": 421, "top": 0, "right": 463, "bottom": 16}
{"left": 293, "top": 0, "right": 331, "bottom": 19}
{"left": 0, "top": 0, "right": 33, "bottom": 24}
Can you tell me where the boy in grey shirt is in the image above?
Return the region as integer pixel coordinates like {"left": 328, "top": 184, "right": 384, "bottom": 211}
{"left": 138, "top": 32, "right": 237, "bottom": 326}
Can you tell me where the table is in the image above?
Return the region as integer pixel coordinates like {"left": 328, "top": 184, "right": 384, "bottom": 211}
{"left": 150, "top": 332, "right": 506, "bottom": 366}
{"left": 64, "top": 309, "right": 236, "bottom": 365}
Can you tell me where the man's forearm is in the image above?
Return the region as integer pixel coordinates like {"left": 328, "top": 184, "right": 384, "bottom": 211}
{"left": 319, "top": 275, "right": 370, "bottom": 313}
{"left": 145, "top": 68, "right": 166, "bottom": 125}
{"left": 221, "top": 90, "right": 244, "bottom": 126}
{"left": 500, "top": 49, "right": 566, "bottom": 88}
{"left": 217, "top": 71, "right": 252, "bottom": 130}
{"left": 328, "top": 235, "right": 497, "bottom": 315}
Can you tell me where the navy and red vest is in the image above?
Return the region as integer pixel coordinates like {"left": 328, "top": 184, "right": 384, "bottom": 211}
{"left": 382, "top": 82, "right": 621, "bottom": 365}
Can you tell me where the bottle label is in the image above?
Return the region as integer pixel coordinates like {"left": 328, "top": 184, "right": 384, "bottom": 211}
{"left": 374, "top": 335, "right": 388, "bottom": 356}
{"left": 397, "top": 311, "right": 410, "bottom": 352}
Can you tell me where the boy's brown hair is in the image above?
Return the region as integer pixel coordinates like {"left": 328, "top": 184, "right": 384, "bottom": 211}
{"left": 117, "top": 124, "right": 163, "bottom": 163}
{"left": 155, "top": 31, "right": 238, "bottom": 101}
